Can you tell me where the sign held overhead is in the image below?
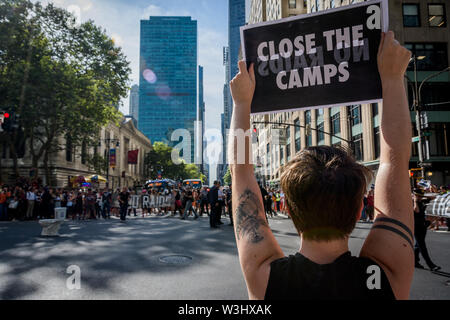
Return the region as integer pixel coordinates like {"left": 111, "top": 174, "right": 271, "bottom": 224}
{"left": 240, "top": 0, "right": 389, "bottom": 115}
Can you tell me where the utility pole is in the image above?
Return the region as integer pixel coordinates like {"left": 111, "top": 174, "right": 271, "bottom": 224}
{"left": 412, "top": 56, "right": 426, "bottom": 179}
{"left": 99, "top": 138, "right": 120, "bottom": 189}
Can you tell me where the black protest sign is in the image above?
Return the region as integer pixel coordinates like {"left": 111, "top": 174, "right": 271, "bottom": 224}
{"left": 240, "top": 0, "right": 389, "bottom": 114}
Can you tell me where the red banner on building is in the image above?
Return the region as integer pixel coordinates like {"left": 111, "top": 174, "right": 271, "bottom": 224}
{"left": 109, "top": 149, "right": 116, "bottom": 168}
{"left": 128, "top": 150, "right": 139, "bottom": 164}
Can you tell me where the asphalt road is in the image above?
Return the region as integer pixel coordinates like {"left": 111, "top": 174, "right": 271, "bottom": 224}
{"left": 0, "top": 213, "right": 448, "bottom": 300}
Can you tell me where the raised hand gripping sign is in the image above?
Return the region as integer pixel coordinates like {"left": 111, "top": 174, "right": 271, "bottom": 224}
{"left": 240, "top": 0, "right": 389, "bottom": 115}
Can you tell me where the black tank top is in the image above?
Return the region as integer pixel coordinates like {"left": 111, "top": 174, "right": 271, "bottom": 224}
{"left": 265, "top": 252, "right": 395, "bottom": 300}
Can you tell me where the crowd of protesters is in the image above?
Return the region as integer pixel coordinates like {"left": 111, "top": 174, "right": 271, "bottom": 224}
{"left": 1, "top": 181, "right": 448, "bottom": 234}
{"left": 0, "top": 182, "right": 236, "bottom": 226}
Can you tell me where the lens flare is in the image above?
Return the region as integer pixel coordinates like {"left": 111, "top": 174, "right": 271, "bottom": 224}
{"left": 156, "top": 85, "right": 171, "bottom": 100}
{"left": 143, "top": 69, "right": 157, "bottom": 84}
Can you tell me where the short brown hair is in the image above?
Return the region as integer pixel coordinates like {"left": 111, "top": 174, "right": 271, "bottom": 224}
{"left": 280, "top": 146, "right": 372, "bottom": 241}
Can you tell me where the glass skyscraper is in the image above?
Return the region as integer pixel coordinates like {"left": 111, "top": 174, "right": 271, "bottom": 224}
{"left": 139, "top": 16, "right": 198, "bottom": 162}
{"left": 221, "top": 1, "right": 246, "bottom": 178}
{"left": 229, "top": 0, "right": 246, "bottom": 85}
{"left": 129, "top": 84, "right": 139, "bottom": 127}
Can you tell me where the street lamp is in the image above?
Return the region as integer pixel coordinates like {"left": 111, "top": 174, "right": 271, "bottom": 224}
{"left": 98, "top": 138, "right": 120, "bottom": 189}
{"left": 409, "top": 55, "right": 427, "bottom": 179}
{"left": 408, "top": 53, "right": 450, "bottom": 180}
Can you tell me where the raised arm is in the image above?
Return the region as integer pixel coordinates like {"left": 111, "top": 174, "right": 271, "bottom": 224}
{"left": 360, "top": 31, "right": 414, "bottom": 299}
{"left": 229, "top": 61, "right": 284, "bottom": 300}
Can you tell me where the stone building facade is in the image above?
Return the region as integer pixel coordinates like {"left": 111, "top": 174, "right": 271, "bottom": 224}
{"left": 0, "top": 118, "right": 152, "bottom": 189}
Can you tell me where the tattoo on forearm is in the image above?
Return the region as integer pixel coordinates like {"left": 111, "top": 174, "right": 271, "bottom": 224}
{"left": 235, "top": 189, "right": 268, "bottom": 244}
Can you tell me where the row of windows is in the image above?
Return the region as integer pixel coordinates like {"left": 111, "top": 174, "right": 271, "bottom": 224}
{"left": 277, "top": 103, "right": 381, "bottom": 162}
{"left": 404, "top": 42, "right": 448, "bottom": 71}
{"left": 403, "top": 3, "right": 447, "bottom": 28}
{"left": 288, "top": 0, "right": 307, "bottom": 9}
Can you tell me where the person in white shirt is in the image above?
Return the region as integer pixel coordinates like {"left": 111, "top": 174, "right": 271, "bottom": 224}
{"left": 26, "top": 187, "right": 36, "bottom": 220}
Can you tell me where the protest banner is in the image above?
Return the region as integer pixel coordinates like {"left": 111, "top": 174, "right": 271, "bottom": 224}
{"left": 136, "top": 195, "right": 173, "bottom": 209}
{"left": 425, "top": 193, "right": 450, "bottom": 218}
{"left": 240, "top": 0, "right": 389, "bottom": 114}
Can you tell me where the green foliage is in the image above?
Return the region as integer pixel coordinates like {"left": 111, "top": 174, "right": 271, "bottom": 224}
{"left": 86, "top": 153, "right": 108, "bottom": 175}
{"left": 144, "top": 142, "right": 206, "bottom": 182}
{"left": 223, "top": 167, "right": 231, "bottom": 186}
{"left": 0, "top": 0, "right": 131, "bottom": 177}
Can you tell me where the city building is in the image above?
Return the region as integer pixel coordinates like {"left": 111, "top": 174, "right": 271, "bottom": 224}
{"left": 221, "top": 1, "right": 246, "bottom": 182}
{"left": 249, "top": 0, "right": 450, "bottom": 187}
{"left": 0, "top": 117, "right": 152, "bottom": 189}
{"left": 198, "top": 65, "right": 206, "bottom": 173}
{"left": 139, "top": 16, "right": 198, "bottom": 163}
{"left": 129, "top": 84, "right": 139, "bottom": 127}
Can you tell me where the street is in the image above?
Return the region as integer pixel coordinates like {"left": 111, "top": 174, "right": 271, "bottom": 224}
{"left": 0, "top": 214, "right": 448, "bottom": 300}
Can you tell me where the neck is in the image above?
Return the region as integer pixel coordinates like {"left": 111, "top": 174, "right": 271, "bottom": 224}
{"left": 299, "top": 237, "right": 349, "bottom": 265}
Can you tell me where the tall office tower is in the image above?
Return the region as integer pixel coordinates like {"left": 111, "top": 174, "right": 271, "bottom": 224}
{"left": 226, "top": 0, "right": 246, "bottom": 128}
{"left": 229, "top": 0, "right": 246, "bottom": 87}
{"left": 222, "top": 47, "right": 231, "bottom": 173}
{"left": 219, "top": 112, "right": 226, "bottom": 183}
{"left": 129, "top": 84, "right": 139, "bottom": 127}
{"left": 221, "top": 1, "right": 246, "bottom": 181}
{"left": 198, "top": 65, "right": 206, "bottom": 172}
{"left": 139, "top": 16, "right": 198, "bottom": 163}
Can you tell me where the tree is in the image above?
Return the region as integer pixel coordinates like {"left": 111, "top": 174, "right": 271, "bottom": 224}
{"left": 144, "top": 142, "right": 206, "bottom": 182}
{"left": 0, "top": 0, "right": 130, "bottom": 182}
{"left": 223, "top": 167, "right": 231, "bottom": 186}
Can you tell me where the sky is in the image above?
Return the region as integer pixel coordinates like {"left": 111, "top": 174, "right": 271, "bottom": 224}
{"left": 35, "top": 0, "right": 230, "bottom": 133}
{"left": 33, "top": 0, "right": 237, "bottom": 182}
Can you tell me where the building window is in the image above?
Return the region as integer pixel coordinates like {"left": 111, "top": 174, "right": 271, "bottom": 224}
{"left": 295, "top": 137, "right": 301, "bottom": 152}
{"left": 405, "top": 43, "right": 448, "bottom": 71}
{"left": 294, "top": 118, "right": 301, "bottom": 152}
{"left": 66, "top": 136, "right": 73, "bottom": 162}
{"left": 331, "top": 0, "right": 335, "bottom": 8}
{"left": 318, "top": 122, "right": 325, "bottom": 142}
{"left": 403, "top": 4, "right": 420, "bottom": 27}
{"left": 372, "top": 103, "right": 379, "bottom": 117}
{"left": 280, "top": 147, "right": 284, "bottom": 165}
{"left": 289, "top": 0, "right": 296, "bottom": 9}
{"left": 317, "top": 108, "right": 324, "bottom": 116}
{"left": 350, "top": 105, "right": 361, "bottom": 126}
{"left": 374, "top": 127, "right": 380, "bottom": 159}
{"left": 352, "top": 134, "right": 364, "bottom": 161}
{"left": 81, "top": 141, "right": 87, "bottom": 165}
{"left": 429, "top": 123, "right": 450, "bottom": 156}
{"left": 331, "top": 113, "right": 341, "bottom": 135}
{"left": 305, "top": 110, "right": 312, "bottom": 147}
{"left": 428, "top": 4, "right": 447, "bottom": 27}
{"left": 287, "top": 143, "right": 291, "bottom": 161}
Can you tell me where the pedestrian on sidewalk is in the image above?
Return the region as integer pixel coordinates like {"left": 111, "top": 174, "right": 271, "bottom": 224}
{"left": 413, "top": 188, "right": 441, "bottom": 271}
{"left": 26, "top": 187, "right": 36, "bottom": 220}
{"left": 118, "top": 187, "right": 130, "bottom": 222}
{"left": 181, "top": 187, "right": 198, "bottom": 220}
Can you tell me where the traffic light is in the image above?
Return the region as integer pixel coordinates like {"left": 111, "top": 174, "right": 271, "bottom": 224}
{"left": 1, "top": 111, "right": 11, "bottom": 132}
{"left": 409, "top": 168, "right": 422, "bottom": 179}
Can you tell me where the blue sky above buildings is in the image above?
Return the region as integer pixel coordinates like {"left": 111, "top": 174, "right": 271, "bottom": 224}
{"left": 36, "top": 0, "right": 230, "bottom": 132}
